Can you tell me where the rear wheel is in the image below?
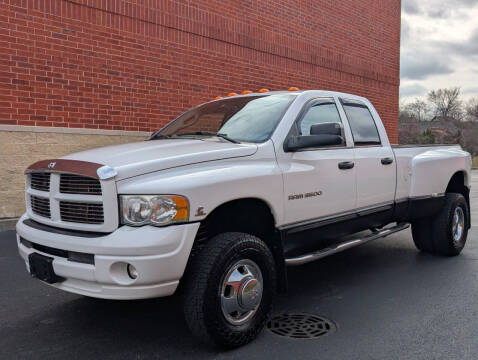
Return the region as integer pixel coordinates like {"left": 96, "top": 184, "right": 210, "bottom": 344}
{"left": 411, "top": 193, "right": 468, "bottom": 256}
{"left": 182, "top": 232, "right": 276, "bottom": 348}
{"left": 411, "top": 217, "right": 435, "bottom": 253}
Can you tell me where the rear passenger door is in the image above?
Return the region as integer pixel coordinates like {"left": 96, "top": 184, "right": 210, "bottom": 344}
{"left": 339, "top": 99, "right": 396, "bottom": 210}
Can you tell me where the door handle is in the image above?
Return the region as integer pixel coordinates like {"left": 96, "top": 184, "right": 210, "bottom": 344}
{"left": 381, "top": 157, "right": 394, "bottom": 165}
{"left": 338, "top": 161, "right": 355, "bottom": 170}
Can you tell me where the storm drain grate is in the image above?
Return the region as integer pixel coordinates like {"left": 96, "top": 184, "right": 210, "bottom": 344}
{"left": 267, "top": 313, "right": 336, "bottom": 339}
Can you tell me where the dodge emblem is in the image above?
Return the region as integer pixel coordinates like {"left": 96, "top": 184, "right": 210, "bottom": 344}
{"left": 48, "top": 162, "right": 56, "bottom": 169}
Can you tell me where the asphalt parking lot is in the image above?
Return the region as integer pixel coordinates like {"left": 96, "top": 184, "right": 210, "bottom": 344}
{"left": 1, "top": 171, "right": 478, "bottom": 359}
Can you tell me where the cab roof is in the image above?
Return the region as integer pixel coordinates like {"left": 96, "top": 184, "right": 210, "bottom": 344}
{"left": 208, "top": 89, "right": 370, "bottom": 105}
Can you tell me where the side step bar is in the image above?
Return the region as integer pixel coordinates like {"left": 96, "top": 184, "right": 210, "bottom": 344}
{"left": 285, "top": 222, "right": 410, "bottom": 266}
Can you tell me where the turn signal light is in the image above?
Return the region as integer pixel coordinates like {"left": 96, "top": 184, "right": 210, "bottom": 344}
{"left": 288, "top": 87, "right": 299, "bottom": 91}
{"left": 258, "top": 88, "right": 269, "bottom": 93}
{"left": 241, "top": 90, "right": 252, "bottom": 94}
{"left": 227, "top": 92, "right": 237, "bottom": 97}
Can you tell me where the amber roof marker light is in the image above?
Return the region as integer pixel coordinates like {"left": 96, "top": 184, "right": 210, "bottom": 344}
{"left": 258, "top": 88, "right": 269, "bottom": 93}
{"left": 214, "top": 96, "right": 223, "bottom": 100}
{"left": 227, "top": 92, "right": 238, "bottom": 97}
{"left": 241, "top": 90, "right": 252, "bottom": 94}
{"left": 288, "top": 87, "right": 299, "bottom": 91}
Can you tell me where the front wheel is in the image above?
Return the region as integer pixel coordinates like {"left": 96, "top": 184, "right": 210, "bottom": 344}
{"left": 182, "top": 232, "right": 276, "bottom": 348}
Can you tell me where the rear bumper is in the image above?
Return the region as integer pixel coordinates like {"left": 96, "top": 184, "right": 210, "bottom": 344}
{"left": 16, "top": 214, "right": 200, "bottom": 300}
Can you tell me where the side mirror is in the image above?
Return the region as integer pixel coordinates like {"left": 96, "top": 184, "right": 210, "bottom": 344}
{"left": 310, "top": 122, "right": 342, "bottom": 136}
{"left": 284, "top": 134, "right": 344, "bottom": 152}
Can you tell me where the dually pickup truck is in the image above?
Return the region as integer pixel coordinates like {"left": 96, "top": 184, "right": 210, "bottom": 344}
{"left": 17, "top": 89, "right": 471, "bottom": 347}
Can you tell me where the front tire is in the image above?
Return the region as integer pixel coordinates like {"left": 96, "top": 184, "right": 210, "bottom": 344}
{"left": 183, "top": 232, "right": 276, "bottom": 348}
{"left": 411, "top": 193, "right": 469, "bottom": 256}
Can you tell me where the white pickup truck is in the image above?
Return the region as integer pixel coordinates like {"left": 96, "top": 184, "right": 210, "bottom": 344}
{"left": 16, "top": 89, "right": 471, "bottom": 347}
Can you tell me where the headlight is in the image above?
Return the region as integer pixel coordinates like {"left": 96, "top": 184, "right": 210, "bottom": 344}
{"left": 120, "top": 195, "right": 189, "bottom": 226}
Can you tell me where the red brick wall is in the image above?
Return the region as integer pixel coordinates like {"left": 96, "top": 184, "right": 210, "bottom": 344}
{"left": 0, "top": 0, "right": 401, "bottom": 142}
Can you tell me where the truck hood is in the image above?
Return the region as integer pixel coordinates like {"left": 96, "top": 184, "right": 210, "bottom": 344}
{"left": 62, "top": 139, "right": 258, "bottom": 180}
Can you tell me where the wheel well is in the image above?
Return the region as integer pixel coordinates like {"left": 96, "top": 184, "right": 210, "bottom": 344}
{"left": 446, "top": 171, "right": 468, "bottom": 198}
{"left": 202, "top": 198, "right": 276, "bottom": 240}
{"left": 446, "top": 171, "right": 471, "bottom": 228}
{"left": 192, "top": 198, "right": 287, "bottom": 292}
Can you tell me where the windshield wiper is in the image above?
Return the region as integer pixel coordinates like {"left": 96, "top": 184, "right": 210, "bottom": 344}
{"left": 150, "top": 134, "right": 172, "bottom": 140}
{"left": 150, "top": 134, "right": 200, "bottom": 141}
{"left": 174, "top": 131, "right": 240, "bottom": 144}
{"left": 216, "top": 133, "right": 240, "bottom": 144}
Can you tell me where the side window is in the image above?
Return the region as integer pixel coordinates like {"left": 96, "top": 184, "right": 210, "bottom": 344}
{"left": 341, "top": 99, "right": 381, "bottom": 145}
{"left": 298, "top": 100, "right": 343, "bottom": 137}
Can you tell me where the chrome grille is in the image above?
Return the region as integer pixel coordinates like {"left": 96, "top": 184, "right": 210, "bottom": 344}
{"left": 30, "top": 196, "right": 51, "bottom": 218}
{"left": 30, "top": 173, "right": 50, "bottom": 192}
{"left": 26, "top": 166, "right": 117, "bottom": 232}
{"left": 60, "top": 201, "right": 104, "bottom": 224}
{"left": 60, "top": 174, "right": 102, "bottom": 195}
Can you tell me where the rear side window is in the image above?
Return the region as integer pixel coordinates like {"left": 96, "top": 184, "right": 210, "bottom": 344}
{"left": 341, "top": 99, "right": 381, "bottom": 145}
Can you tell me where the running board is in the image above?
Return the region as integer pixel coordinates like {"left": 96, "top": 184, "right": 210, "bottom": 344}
{"left": 285, "top": 223, "right": 410, "bottom": 266}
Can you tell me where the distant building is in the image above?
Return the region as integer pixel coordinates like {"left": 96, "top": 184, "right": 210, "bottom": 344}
{"left": 0, "top": 1, "right": 401, "bottom": 219}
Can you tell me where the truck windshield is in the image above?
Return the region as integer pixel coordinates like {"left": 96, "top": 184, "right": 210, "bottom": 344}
{"left": 150, "top": 94, "right": 296, "bottom": 143}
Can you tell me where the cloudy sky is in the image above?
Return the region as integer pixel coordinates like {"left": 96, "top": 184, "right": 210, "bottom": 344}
{"left": 400, "top": 0, "right": 478, "bottom": 102}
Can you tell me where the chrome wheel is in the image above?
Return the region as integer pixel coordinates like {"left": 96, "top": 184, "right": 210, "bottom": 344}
{"left": 220, "top": 259, "right": 263, "bottom": 325}
{"left": 452, "top": 206, "right": 465, "bottom": 243}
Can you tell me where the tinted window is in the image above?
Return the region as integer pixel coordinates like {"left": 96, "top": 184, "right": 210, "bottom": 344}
{"left": 219, "top": 95, "right": 294, "bottom": 142}
{"left": 299, "top": 101, "right": 342, "bottom": 136}
{"left": 342, "top": 101, "right": 381, "bottom": 145}
{"left": 153, "top": 95, "right": 296, "bottom": 143}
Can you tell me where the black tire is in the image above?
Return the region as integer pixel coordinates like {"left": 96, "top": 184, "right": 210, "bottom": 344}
{"left": 411, "top": 193, "right": 469, "bottom": 256}
{"left": 182, "top": 232, "right": 276, "bottom": 348}
{"left": 411, "top": 217, "right": 435, "bottom": 253}
{"left": 432, "top": 193, "right": 469, "bottom": 256}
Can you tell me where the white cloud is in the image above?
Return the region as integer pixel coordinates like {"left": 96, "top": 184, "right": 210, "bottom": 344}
{"left": 400, "top": 53, "right": 453, "bottom": 80}
{"left": 442, "top": 28, "right": 478, "bottom": 57}
{"left": 402, "top": 0, "right": 477, "bottom": 19}
{"left": 463, "top": 86, "right": 478, "bottom": 95}
{"left": 400, "top": 83, "right": 428, "bottom": 98}
{"left": 400, "top": 1, "right": 478, "bottom": 101}
{"left": 402, "top": 0, "right": 420, "bottom": 15}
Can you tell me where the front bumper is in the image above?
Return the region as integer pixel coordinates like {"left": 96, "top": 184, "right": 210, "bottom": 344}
{"left": 16, "top": 214, "right": 200, "bottom": 300}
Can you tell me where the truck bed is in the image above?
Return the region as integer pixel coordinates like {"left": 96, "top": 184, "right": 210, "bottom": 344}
{"left": 392, "top": 144, "right": 461, "bottom": 148}
{"left": 392, "top": 144, "right": 468, "bottom": 201}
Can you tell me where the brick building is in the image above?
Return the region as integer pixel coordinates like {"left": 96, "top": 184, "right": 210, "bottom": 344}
{"left": 0, "top": 0, "right": 401, "bottom": 220}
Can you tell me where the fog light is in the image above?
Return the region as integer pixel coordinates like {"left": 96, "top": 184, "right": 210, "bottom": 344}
{"left": 127, "top": 264, "right": 138, "bottom": 280}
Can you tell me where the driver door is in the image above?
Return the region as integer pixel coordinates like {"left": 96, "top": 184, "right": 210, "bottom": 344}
{"left": 277, "top": 97, "right": 356, "bottom": 226}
